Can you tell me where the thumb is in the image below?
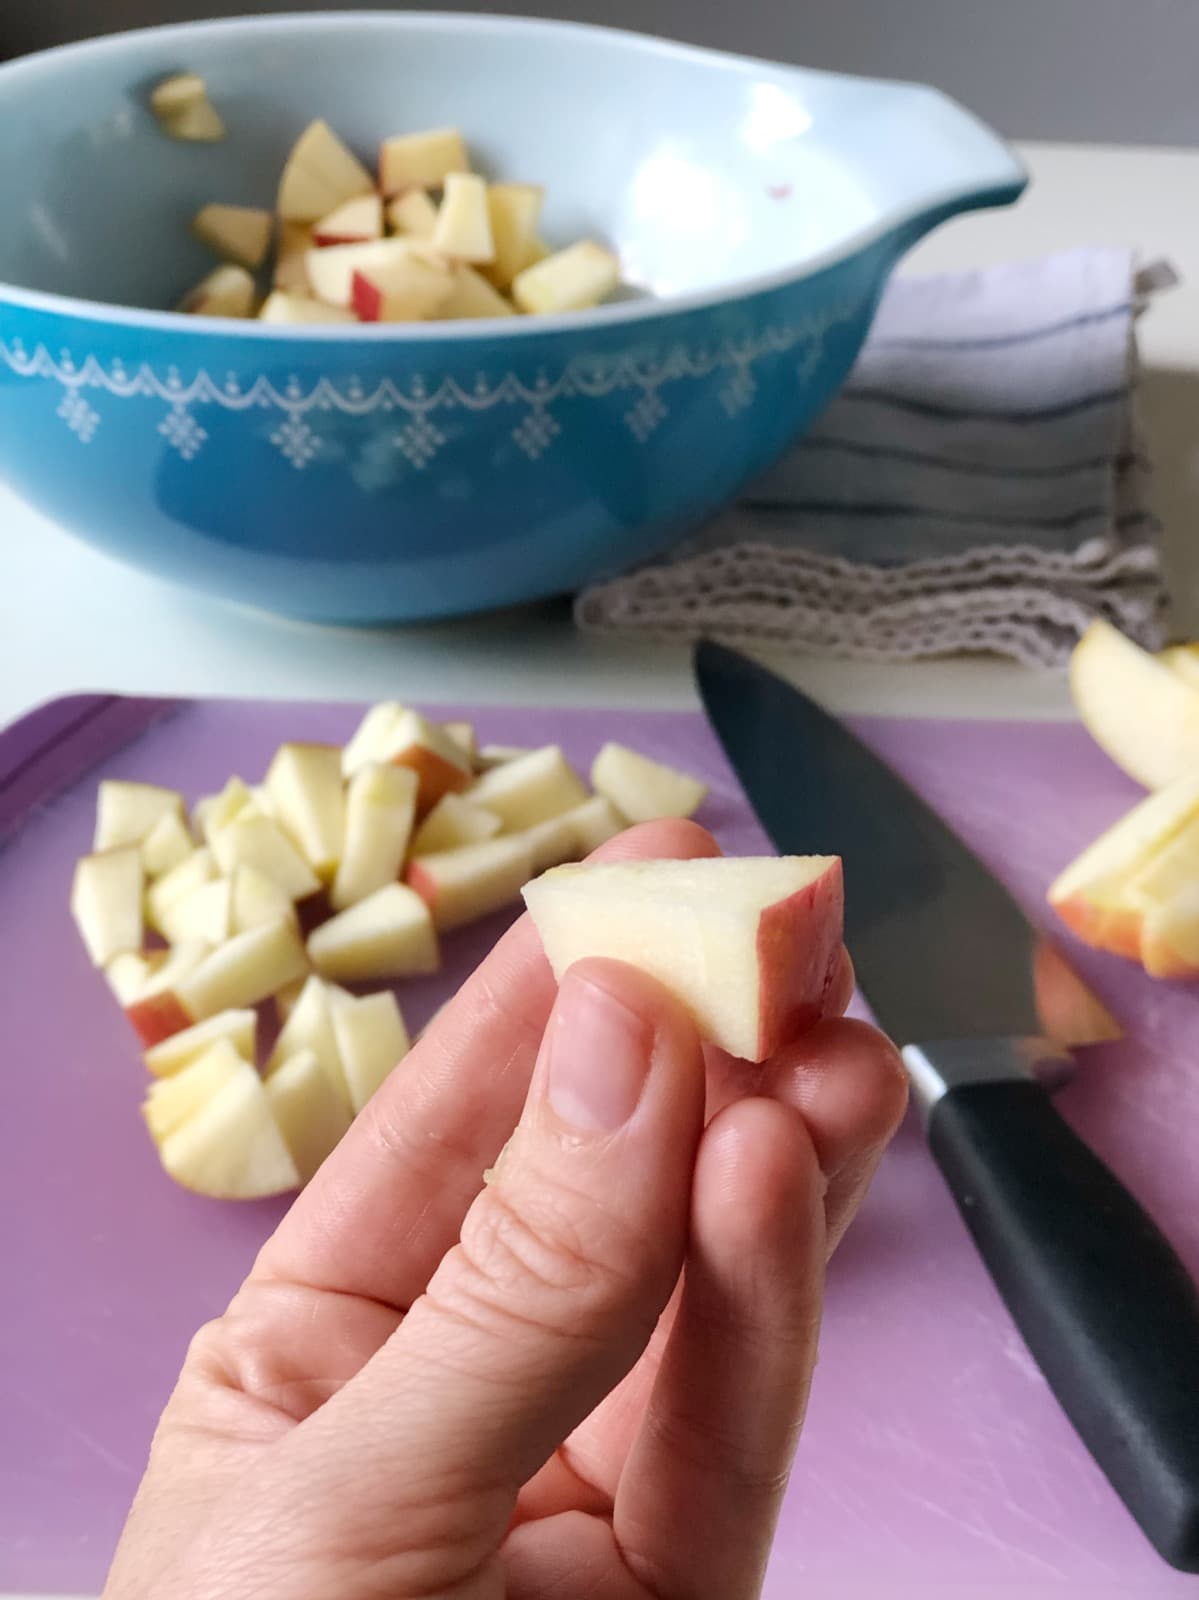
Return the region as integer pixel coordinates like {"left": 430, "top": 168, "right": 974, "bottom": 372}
{"left": 273, "top": 959, "right": 705, "bottom": 1576}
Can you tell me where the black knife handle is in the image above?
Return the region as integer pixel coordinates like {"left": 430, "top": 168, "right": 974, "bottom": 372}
{"left": 928, "top": 1078, "right": 1199, "bottom": 1572}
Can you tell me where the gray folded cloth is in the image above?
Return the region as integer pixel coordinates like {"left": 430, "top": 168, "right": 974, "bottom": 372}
{"left": 575, "top": 248, "right": 1168, "bottom": 667}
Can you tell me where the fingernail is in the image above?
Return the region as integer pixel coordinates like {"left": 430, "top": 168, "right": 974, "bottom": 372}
{"left": 546, "top": 967, "right": 653, "bottom": 1133}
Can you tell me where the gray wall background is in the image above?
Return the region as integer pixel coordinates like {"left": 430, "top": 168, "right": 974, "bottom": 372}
{"left": 4, "top": 0, "right": 1199, "bottom": 146}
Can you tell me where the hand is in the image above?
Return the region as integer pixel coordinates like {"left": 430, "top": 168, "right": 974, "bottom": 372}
{"left": 105, "top": 821, "right": 906, "bottom": 1600}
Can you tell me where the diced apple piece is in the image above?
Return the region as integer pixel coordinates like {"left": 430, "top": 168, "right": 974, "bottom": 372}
{"left": 265, "top": 743, "right": 345, "bottom": 881}
{"left": 141, "top": 810, "right": 195, "bottom": 877}
{"left": 524, "top": 856, "right": 844, "bottom": 1062}
{"left": 143, "top": 1039, "right": 245, "bottom": 1140}
{"left": 144, "top": 1007, "right": 257, "bottom": 1078}
{"left": 125, "top": 941, "right": 212, "bottom": 1046}
{"left": 313, "top": 192, "right": 383, "bottom": 246}
{"left": 106, "top": 950, "right": 158, "bottom": 1007}
{"left": 157, "top": 1061, "right": 300, "bottom": 1199}
{"left": 95, "top": 780, "right": 184, "bottom": 852}
{"left": 442, "top": 721, "right": 477, "bottom": 759}
{"left": 150, "top": 74, "right": 225, "bottom": 142}
{"left": 351, "top": 255, "right": 455, "bottom": 322}
{"left": 259, "top": 292, "right": 357, "bottom": 325}
{"left": 1159, "top": 644, "right": 1199, "bottom": 691}
{"left": 197, "top": 776, "right": 255, "bottom": 843}
{"left": 469, "top": 745, "right": 588, "bottom": 831}
{"left": 328, "top": 989, "right": 410, "bottom": 1113}
{"left": 387, "top": 187, "right": 439, "bottom": 238}
{"left": 438, "top": 265, "right": 516, "bottom": 320}
{"left": 407, "top": 835, "right": 534, "bottom": 932}
{"left": 308, "top": 884, "right": 438, "bottom": 981}
{"left": 231, "top": 864, "right": 298, "bottom": 934}
{"left": 411, "top": 793, "right": 502, "bottom": 856}
{"left": 475, "top": 743, "right": 533, "bottom": 771}
{"left": 277, "top": 119, "right": 374, "bottom": 223}
{"left": 175, "top": 918, "right": 309, "bottom": 1023}
{"left": 274, "top": 978, "right": 307, "bottom": 1024}
{"left": 177, "top": 264, "right": 256, "bottom": 318}
{"left": 513, "top": 240, "right": 619, "bottom": 315}
{"left": 1071, "top": 619, "right": 1199, "bottom": 790}
{"left": 304, "top": 237, "right": 446, "bottom": 311}
{"left": 1140, "top": 888, "right": 1199, "bottom": 979}
{"left": 192, "top": 204, "right": 273, "bottom": 270}
{"left": 431, "top": 174, "right": 495, "bottom": 264}
{"left": 485, "top": 183, "right": 544, "bottom": 290}
{"left": 563, "top": 795, "right": 624, "bottom": 854}
{"left": 266, "top": 974, "right": 349, "bottom": 1110}
{"left": 331, "top": 762, "right": 419, "bottom": 911}
{"left": 591, "top": 743, "right": 708, "bottom": 824}
{"left": 379, "top": 127, "right": 469, "bottom": 194}
{"left": 516, "top": 813, "right": 583, "bottom": 873}
{"left": 265, "top": 1047, "right": 352, "bottom": 1183}
{"left": 211, "top": 815, "right": 321, "bottom": 901}
{"left": 274, "top": 221, "right": 315, "bottom": 293}
{"left": 146, "top": 847, "right": 217, "bottom": 931}
{"left": 72, "top": 847, "right": 143, "bottom": 965}
{"left": 158, "top": 876, "right": 233, "bottom": 946}
{"left": 341, "top": 704, "right": 473, "bottom": 814}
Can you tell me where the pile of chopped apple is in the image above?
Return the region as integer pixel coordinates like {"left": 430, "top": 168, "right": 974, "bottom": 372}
{"left": 150, "top": 81, "right": 621, "bottom": 322}
{"left": 71, "top": 710, "right": 707, "bottom": 1198}
{"left": 1048, "top": 620, "right": 1199, "bottom": 978}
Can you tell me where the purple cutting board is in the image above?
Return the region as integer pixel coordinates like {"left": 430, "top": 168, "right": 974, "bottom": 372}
{"left": 1, "top": 695, "right": 1197, "bottom": 1598}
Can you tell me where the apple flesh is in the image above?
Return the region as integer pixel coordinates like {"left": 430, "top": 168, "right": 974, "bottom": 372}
{"left": 312, "top": 193, "right": 383, "bottom": 246}
{"left": 125, "top": 941, "right": 213, "bottom": 1046}
{"left": 274, "top": 222, "right": 315, "bottom": 293}
{"left": 143, "top": 1038, "right": 244, "bottom": 1140}
{"left": 177, "top": 264, "right": 256, "bottom": 318}
{"left": 192, "top": 204, "right": 273, "bottom": 270}
{"left": 351, "top": 258, "right": 454, "bottom": 322}
{"left": 267, "top": 974, "right": 350, "bottom": 1111}
{"left": 277, "top": 119, "right": 375, "bottom": 224}
{"left": 211, "top": 815, "right": 321, "bottom": 901}
{"left": 469, "top": 745, "right": 588, "bottom": 831}
{"left": 523, "top": 855, "right": 844, "bottom": 1062}
{"left": 561, "top": 795, "right": 624, "bottom": 854}
{"left": 513, "top": 240, "right": 620, "bottom": 314}
{"left": 150, "top": 74, "right": 225, "bottom": 142}
{"left": 156, "top": 1059, "right": 300, "bottom": 1199}
{"left": 306, "top": 238, "right": 449, "bottom": 311}
{"left": 329, "top": 989, "right": 410, "bottom": 1112}
{"left": 484, "top": 183, "right": 544, "bottom": 290}
{"left": 442, "top": 721, "right": 477, "bottom": 760}
{"left": 591, "top": 742, "right": 707, "bottom": 824}
{"left": 386, "top": 188, "right": 440, "bottom": 238}
{"left": 342, "top": 704, "right": 473, "bottom": 815}
{"left": 146, "top": 847, "right": 218, "bottom": 932}
{"left": 1159, "top": 644, "right": 1199, "bottom": 691}
{"left": 141, "top": 810, "right": 196, "bottom": 877}
{"left": 1070, "top": 619, "right": 1199, "bottom": 789}
{"left": 144, "top": 1007, "right": 257, "bottom": 1078}
{"left": 94, "top": 780, "right": 184, "bottom": 852}
{"left": 308, "top": 884, "right": 439, "bottom": 981}
{"left": 438, "top": 266, "right": 516, "bottom": 320}
{"left": 158, "top": 876, "right": 234, "bottom": 946}
{"left": 406, "top": 835, "right": 534, "bottom": 932}
{"left": 331, "top": 762, "right": 418, "bottom": 912}
{"left": 265, "top": 743, "right": 346, "bottom": 882}
{"left": 411, "top": 793, "right": 502, "bottom": 856}
{"left": 259, "top": 292, "right": 356, "bottom": 325}
{"left": 106, "top": 951, "right": 159, "bottom": 1007}
{"left": 431, "top": 174, "right": 495, "bottom": 263}
{"left": 379, "top": 127, "right": 469, "bottom": 194}
{"left": 197, "top": 776, "right": 256, "bottom": 844}
{"left": 71, "top": 847, "right": 143, "bottom": 966}
{"left": 231, "top": 863, "right": 299, "bottom": 933}
{"left": 265, "top": 1047, "right": 352, "bottom": 1183}
{"left": 173, "top": 917, "right": 310, "bottom": 1027}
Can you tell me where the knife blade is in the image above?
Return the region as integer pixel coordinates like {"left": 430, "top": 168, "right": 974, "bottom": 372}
{"left": 695, "top": 639, "right": 1199, "bottom": 1573}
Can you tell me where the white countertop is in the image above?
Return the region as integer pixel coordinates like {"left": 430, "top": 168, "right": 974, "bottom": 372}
{"left": 5, "top": 140, "right": 1199, "bottom": 735}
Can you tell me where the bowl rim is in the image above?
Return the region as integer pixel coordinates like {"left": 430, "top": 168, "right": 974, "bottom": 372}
{"left": 0, "top": 10, "right": 1027, "bottom": 342}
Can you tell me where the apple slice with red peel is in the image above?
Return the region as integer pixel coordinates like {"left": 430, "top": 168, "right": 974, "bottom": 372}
{"left": 143, "top": 1039, "right": 245, "bottom": 1140}
{"left": 125, "top": 941, "right": 213, "bottom": 1046}
{"left": 95, "top": 781, "right": 185, "bottom": 852}
{"left": 379, "top": 127, "right": 469, "bottom": 194}
{"left": 1070, "top": 619, "right": 1199, "bottom": 790}
{"left": 309, "top": 884, "right": 439, "bottom": 981}
{"left": 307, "top": 238, "right": 450, "bottom": 311}
{"left": 177, "top": 264, "right": 256, "bottom": 318}
{"left": 266, "top": 974, "right": 350, "bottom": 1111}
{"left": 331, "top": 762, "right": 418, "bottom": 912}
{"left": 265, "top": 1047, "right": 352, "bottom": 1182}
{"left": 591, "top": 742, "right": 707, "bottom": 824}
{"left": 485, "top": 183, "right": 544, "bottom": 290}
{"left": 431, "top": 174, "right": 495, "bottom": 263}
{"left": 192, "top": 204, "right": 273, "bottom": 269}
{"left": 342, "top": 704, "right": 473, "bottom": 814}
{"left": 259, "top": 291, "right": 356, "bottom": 325}
{"left": 386, "top": 188, "right": 439, "bottom": 238}
{"left": 523, "top": 855, "right": 844, "bottom": 1062}
{"left": 277, "top": 119, "right": 374, "bottom": 223}
{"left": 411, "top": 793, "right": 502, "bottom": 856}
{"left": 562, "top": 795, "right": 624, "bottom": 854}
{"left": 274, "top": 222, "right": 315, "bottom": 293}
{"left": 407, "top": 835, "right": 534, "bottom": 932}
{"left": 150, "top": 74, "right": 225, "bottom": 142}
{"left": 265, "top": 743, "right": 346, "bottom": 882}
{"left": 144, "top": 1008, "right": 257, "bottom": 1078}
{"left": 141, "top": 810, "right": 195, "bottom": 877}
{"left": 329, "top": 989, "right": 410, "bottom": 1112}
{"left": 156, "top": 1059, "right": 300, "bottom": 1199}
{"left": 350, "top": 257, "right": 454, "bottom": 322}
{"left": 158, "top": 876, "right": 234, "bottom": 946}
{"left": 469, "top": 745, "right": 588, "bottom": 831}
{"left": 231, "top": 864, "right": 298, "bottom": 933}
{"left": 313, "top": 193, "right": 383, "bottom": 246}
{"left": 211, "top": 815, "right": 321, "bottom": 901}
{"left": 146, "top": 847, "right": 217, "bottom": 932}
{"left": 174, "top": 917, "right": 309, "bottom": 1026}
{"left": 438, "top": 265, "right": 516, "bottom": 320}
{"left": 72, "top": 847, "right": 144, "bottom": 965}
{"left": 513, "top": 241, "right": 620, "bottom": 314}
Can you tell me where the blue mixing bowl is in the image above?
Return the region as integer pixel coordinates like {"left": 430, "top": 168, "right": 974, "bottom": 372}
{"left": 0, "top": 14, "right": 1026, "bottom": 623}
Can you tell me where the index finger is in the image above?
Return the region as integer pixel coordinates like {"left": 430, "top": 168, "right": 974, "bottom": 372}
{"left": 255, "top": 819, "right": 722, "bottom": 1311}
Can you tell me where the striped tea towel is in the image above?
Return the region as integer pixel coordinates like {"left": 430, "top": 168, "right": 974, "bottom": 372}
{"left": 575, "top": 248, "right": 1168, "bottom": 667}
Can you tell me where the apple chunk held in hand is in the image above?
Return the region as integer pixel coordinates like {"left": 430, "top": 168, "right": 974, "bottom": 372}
{"left": 103, "top": 819, "right": 907, "bottom": 1600}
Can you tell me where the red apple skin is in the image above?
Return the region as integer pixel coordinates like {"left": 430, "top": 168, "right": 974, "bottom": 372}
{"left": 391, "top": 746, "right": 472, "bottom": 817}
{"left": 351, "top": 270, "right": 385, "bottom": 322}
{"left": 755, "top": 859, "right": 844, "bottom": 1058}
{"left": 1139, "top": 933, "right": 1199, "bottom": 982}
{"left": 1051, "top": 893, "right": 1143, "bottom": 962}
{"left": 126, "top": 990, "right": 192, "bottom": 1047}
{"left": 1032, "top": 939, "right": 1121, "bottom": 1045}
{"left": 405, "top": 859, "right": 436, "bottom": 912}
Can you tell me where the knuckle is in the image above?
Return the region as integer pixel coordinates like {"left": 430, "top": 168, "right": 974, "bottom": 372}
{"left": 644, "top": 1401, "right": 799, "bottom": 1502}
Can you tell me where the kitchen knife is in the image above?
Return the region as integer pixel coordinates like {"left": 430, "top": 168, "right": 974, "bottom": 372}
{"left": 695, "top": 639, "right": 1199, "bottom": 1573}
